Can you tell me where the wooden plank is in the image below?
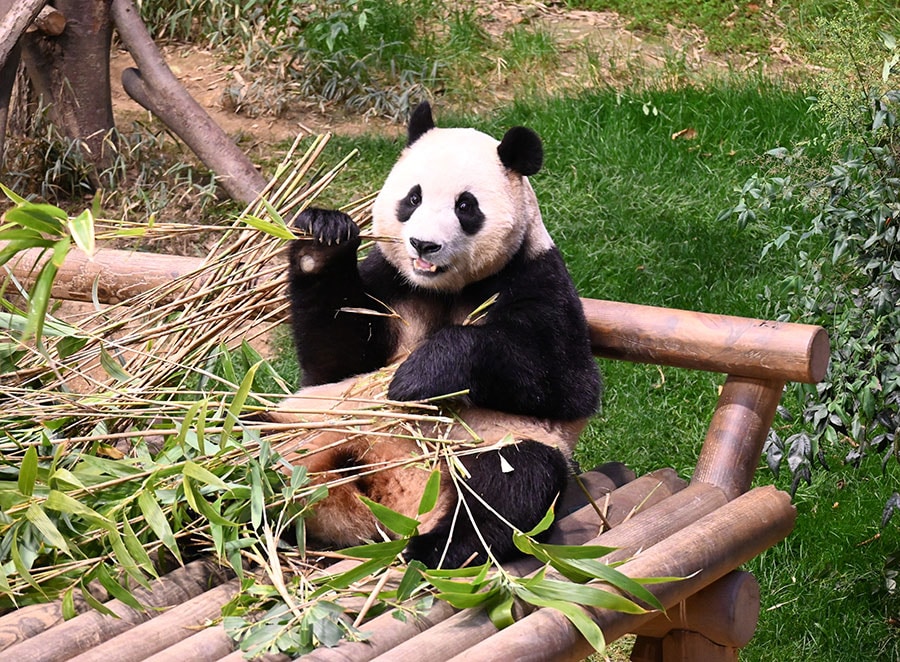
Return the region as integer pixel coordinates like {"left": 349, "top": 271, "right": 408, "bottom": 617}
{"left": 67, "top": 578, "right": 241, "bottom": 662}
{"left": 0, "top": 559, "right": 232, "bottom": 662}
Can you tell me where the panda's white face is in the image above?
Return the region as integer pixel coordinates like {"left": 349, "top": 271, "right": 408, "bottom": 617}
{"left": 372, "top": 127, "right": 552, "bottom": 292}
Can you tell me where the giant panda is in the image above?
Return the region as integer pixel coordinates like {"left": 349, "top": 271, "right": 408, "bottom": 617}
{"left": 270, "top": 102, "right": 601, "bottom": 568}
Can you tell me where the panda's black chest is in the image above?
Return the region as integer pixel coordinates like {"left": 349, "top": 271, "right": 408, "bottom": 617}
{"left": 388, "top": 290, "right": 494, "bottom": 361}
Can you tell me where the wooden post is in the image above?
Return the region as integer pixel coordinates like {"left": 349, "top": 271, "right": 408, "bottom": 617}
{"left": 692, "top": 376, "right": 785, "bottom": 500}
{"left": 441, "top": 486, "right": 795, "bottom": 662}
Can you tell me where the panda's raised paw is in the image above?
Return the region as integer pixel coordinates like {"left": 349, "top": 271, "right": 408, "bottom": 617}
{"left": 291, "top": 207, "right": 360, "bottom": 247}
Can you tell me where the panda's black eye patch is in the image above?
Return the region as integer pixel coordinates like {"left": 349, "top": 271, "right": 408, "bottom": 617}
{"left": 455, "top": 191, "right": 484, "bottom": 235}
{"left": 397, "top": 185, "right": 422, "bottom": 223}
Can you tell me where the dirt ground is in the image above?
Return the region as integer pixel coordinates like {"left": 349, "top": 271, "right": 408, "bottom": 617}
{"left": 107, "top": 1, "right": 810, "bottom": 144}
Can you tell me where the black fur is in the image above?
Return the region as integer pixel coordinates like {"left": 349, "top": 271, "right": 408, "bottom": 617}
{"left": 497, "top": 126, "right": 543, "bottom": 176}
{"left": 454, "top": 191, "right": 485, "bottom": 235}
{"left": 407, "top": 102, "right": 436, "bottom": 145}
{"left": 403, "top": 441, "right": 569, "bottom": 568}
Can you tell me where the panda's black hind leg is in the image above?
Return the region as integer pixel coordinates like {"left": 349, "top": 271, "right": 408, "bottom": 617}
{"left": 404, "top": 440, "right": 569, "bottom": 569}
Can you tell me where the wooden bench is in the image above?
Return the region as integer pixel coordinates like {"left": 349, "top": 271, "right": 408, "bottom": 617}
{"left": 0, "top": 297, "right": 829, "bottom": 662}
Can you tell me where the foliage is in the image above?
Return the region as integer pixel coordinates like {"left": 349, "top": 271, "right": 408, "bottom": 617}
{"left": 721, "top": 13, "right": 900, "bottom": 504}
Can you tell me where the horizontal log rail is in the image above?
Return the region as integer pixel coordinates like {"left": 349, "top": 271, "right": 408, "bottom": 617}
{"left": 4, "top": 245, "right": 829, "bottom": 384}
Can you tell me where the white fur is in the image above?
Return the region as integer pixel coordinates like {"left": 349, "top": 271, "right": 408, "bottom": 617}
{"left": 372, "top": 127, "right": 554, "bottom": 293}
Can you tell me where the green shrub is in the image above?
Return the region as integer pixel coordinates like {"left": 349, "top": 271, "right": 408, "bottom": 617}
{"left": 722, "top": 11, "right": 900, "bottom": 507}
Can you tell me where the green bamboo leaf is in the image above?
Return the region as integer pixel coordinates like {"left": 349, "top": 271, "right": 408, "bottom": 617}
{"left": 61, "top": 586, "right": 76, "bottom": 620}
{"left": 25, "top": 503, "right": 71, "bottom": 555}
{"left": 417, "top": 470, "right": 441, "bottom": 516}
{"left": 358, "top": 495, "right": 419, "bottom": 538}
{"left": 436, "top": 585, "right": 502, "bottom": 609}
{"left": 528, "top": 541, "right": 619, "bottom": 560}
{"left": 18, "top": 446, "right": 38, "bottom": 496}
{"left": 50, "top": 234, "right": 69, "bottom": 267}
{"left": 137, "top": 490, "right": 182, "bottom": 563}
{"left": 80, "top": 582, "right": 116, "bottom": 617}
{"left": 67, "top": 208, "right": 95, "bottom": 257}
{"left": 524, "top": 504, "right": 555, "bottom": 537}
{"left": 520, "top": 576, "right": 646, "bottom": 614}
{"left": 0, "top": 228, "right": 43, "bottom": 241}
{"left": 425, "top": 574, "right": 482, "bottom": 595}
{"left": 486, "top": 593, "right": 516, "bottom": 629}
{"left": 217, "top": 343, "right": 237, "bottom": 384}
{"left": 10, "top": 531, "right": 43, "bottom": 595}
{"left": 522, "top": 593, "right": 607, "bottom": 653}
{"left": 250, "top": 463, "right": 264, "bottom": 531}
{"left": 107, "top": 528, "right": 150, "bottom": 588}
{"left": 183, "top": 460, "right": 230, "bottom": 491}
{"left": 396, "top": 560, "right": 427, "bottom": 602}
{"left": 336, "top": 537, "right": 408, "bottom": 560}
{"left": 221, "top": 361, "right": 261, "bottom": 441}
{"left": 242, "top": 213, "right": 296, "bottom": 240}
{"left": 559, "top": 558, "right": 666, "bottom": 611}
{"left": 45, "top": 489, "right": 114, "bottom": 530}
{"left": 182, "top": 474, "right": 200, "bottom": 513}
{"left": 99, "top": 346, "right": 132, "bottom": 382}
{"left": 3, "top": 204, "right": 65, "bottom": 235}
{"left": 49, "top": 467, "right": 86, "bottom": 491}
{"left": 95, "top": 562, "right": 144, "bottom": 612}
{"left": 0, "top": 182, "right": 28, "bottom": 205}
{"left": 121, "top": 514, "right": 158, "bottom": 577}
{"left": 316, "top": 557, "right": 395, "bottom": 595}
{"left": 0, "top": 239, "right": 54, "bottom": 269}
{"left": 24, "top": 257, "right": 60, "bottom": 342}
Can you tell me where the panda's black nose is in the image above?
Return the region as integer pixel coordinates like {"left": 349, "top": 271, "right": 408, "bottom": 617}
{"left": 410, "top": 238, "right": 441, "bottom": 256}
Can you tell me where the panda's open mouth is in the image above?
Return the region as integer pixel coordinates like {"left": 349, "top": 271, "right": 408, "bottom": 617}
{"left": 412, "top": 257, "right": 446, "bottom": 275}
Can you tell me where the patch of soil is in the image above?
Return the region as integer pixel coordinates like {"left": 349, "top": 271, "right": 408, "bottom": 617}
{"left": 108, "top": 2, "right": 812, "bottom": 144}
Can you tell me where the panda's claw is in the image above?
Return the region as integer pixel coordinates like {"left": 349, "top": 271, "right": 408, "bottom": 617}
{"left": 292, "top": 208, "right": 360, "bottom": 250}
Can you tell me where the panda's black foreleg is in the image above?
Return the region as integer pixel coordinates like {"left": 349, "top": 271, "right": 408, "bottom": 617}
{"left": 404, "top": 440, "right": 569, "bottom": 569}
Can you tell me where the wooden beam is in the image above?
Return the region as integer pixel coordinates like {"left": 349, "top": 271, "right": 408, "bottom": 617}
{"left": 581, "top": 298, "right": 829, "bottom": 384}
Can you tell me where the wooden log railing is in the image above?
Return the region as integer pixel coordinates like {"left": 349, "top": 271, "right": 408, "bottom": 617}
{"left": 0, "top": 246, "right": 829, "bottom": 661}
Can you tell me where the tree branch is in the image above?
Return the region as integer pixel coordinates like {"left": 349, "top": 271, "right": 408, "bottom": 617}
{"left": 110, "top": 0, "right": 268, "bottom": 206}
{"left": 0, "top": 0, "right": 45, "bottom": 72}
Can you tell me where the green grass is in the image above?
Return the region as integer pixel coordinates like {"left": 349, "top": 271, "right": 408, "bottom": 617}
{"left": 566, "top": 0, "right": 900, "bottom": 53}
{"left": 290, "top": 79, "right": 900, "bottom": 659}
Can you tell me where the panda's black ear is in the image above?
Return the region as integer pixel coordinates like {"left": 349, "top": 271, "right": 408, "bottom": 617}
{"left": 497, "top": 126, "right": 543, "bottom": 176}
{"left": 407, "top": 102, "right": 435, "bottom": 146}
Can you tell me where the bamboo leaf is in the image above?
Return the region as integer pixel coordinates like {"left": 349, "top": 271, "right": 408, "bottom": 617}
{"left": 61, "top": 586, "right": 77, "bottom": 620}
{"left": 520, "top": 576, "right": 646, "bottom": 614}
{"left": 250, "top": 463, "right": 265, "bottom": 531}
{"left": 183, "top": 460, "right": 230, "bottom": 491}
{"left": 337, "top": 538, "right": 408, "bottom": 560}
{"left": 221, "top": 361, "right": 261, "bottom": 441}
{"left": 523, "top": 504, "right": 555, "bottom": 537}
{"left": 137, "top": 490, "right": 182, "bottom": 564}
{"left": 18, "top": 446, "right": 38, "bottom": 496}
{"left": 396, "top": 560, "right": 427, "bottom": 602}
{"left": 99, "top": 346, "right": 132, "bottom": 382}
{"left": 10, "top": 531, "right": 43, "bottom": 595}
{"left": 486, "top": 593, "right": 516, "bottom": 629}
{"left": 242, "top": 214, "right": 296, "bottom": 240}
{"left": 358, "top": 495, "right": 419, "bottom": 538}
{"left": 95, "top": 562, "right": 144, "bottom": 612}
{"left": 3, "top": 204, "right": 66, "bottom": 236}
{"left": 121, "top": 514, "right": 157, "bottom": 577}
{"left": 25, "top": 503, "right": 71, "bottom": 555}
{"left": 417, "top": 470, "right": 441, "bottom": 516}
{"left": 107, "top": 528, "right": 150, "bottom": 589}
{"left": 45, "top": 489, "right": 114, "bottom": 530}
{"left": 80, "top": 582, "right": 117, "bottom": 618}
{"left": 24, "top": 257, "right": 61, "bottom": 342}
{"left": 521, "top": 593, "right": 607, "bottom": 653}
{"left": 67, "top": 208, "right": 96, "bottom": 257}
{"left": 0, "top": 182, "right": 28, "bottom": 205}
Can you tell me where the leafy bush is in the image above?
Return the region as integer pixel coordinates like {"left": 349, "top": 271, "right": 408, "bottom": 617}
{"left": 721, "top": 11, "right": 900, "bottom": 504}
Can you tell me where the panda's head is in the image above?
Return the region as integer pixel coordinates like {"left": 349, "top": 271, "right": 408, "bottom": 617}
{"left": 372, "top": 102, "right": 554, "bottom": 292}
